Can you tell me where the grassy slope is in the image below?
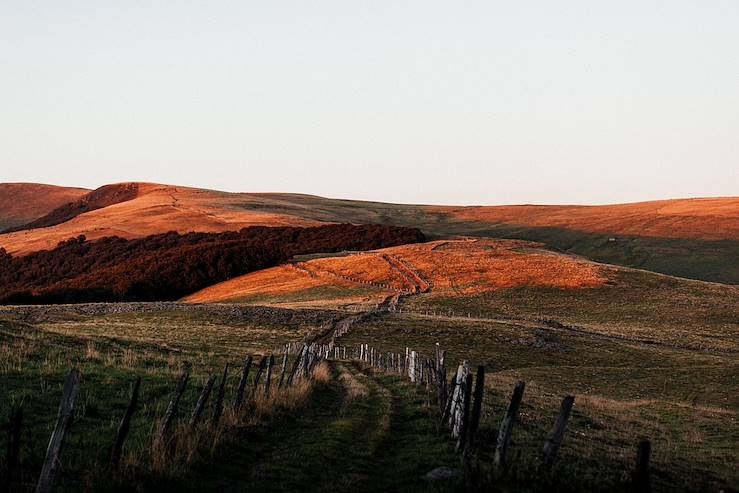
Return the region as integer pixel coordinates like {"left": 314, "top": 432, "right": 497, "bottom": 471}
{"left": 227, "top": 194, "right": 739, "bottom": 285}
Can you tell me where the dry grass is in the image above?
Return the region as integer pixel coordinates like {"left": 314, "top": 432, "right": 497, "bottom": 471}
{"left": 185, "top": 238, "right": 610, "bottom": 307}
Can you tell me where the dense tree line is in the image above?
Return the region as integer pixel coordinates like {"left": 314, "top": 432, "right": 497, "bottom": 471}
{"left": 0, "top": 224, "right": 425, "bottom": 304}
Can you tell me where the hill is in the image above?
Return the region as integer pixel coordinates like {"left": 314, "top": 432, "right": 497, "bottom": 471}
{"left": 1, "top": 182, "right": 737, "bottom": 283}
{"left": 0, "top": 183, "right": 323, "bottom": 255}
{"left": 184, "top": 238, "right": 610, "bottom": 307}
{"left": 0, "top": 183, "right": 88, "bottom": 231}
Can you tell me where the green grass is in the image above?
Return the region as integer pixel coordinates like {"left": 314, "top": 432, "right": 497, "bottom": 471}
{"left": 336, "top": 310, "right": 739, "bottom": 491}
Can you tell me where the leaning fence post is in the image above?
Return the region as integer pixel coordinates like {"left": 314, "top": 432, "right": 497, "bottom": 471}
{"left": 493, "top": 380, "right": 526, "bottom": 467}
{"left": 233, "top": 355, "right": 253, "bottom": 411}
{"left": 109, "top": 377, "right": 141, "bottom": 470}
{"left": 541, "top": 395, "right": 575, "bottom": 468}
{"left": 264, "top": 355, "right": 275, "bottom": 398}
{"left": 455, "top": 373, "right": 474, "bottom": 453}
{"left": 5, "top": 406, "right": 22, "bottom": 491}
{"left": 633, "top": 440, "right": 651, "bottom": 493}
{"left": 252, "top": 356, "right": 267, "bottom": 397}
{"left": 287, "top": 346, "right": 306, "bottom": 386}
{"left": 36, "top": 368, "right": 81, "bottom": 493}
{"left": 212, "top": 363, "right": 229, "bottom": 426}
{"left": 189, "top": 375, "right": 216, "bottom": 426}
{"left": 156, "top": 371, "right": 189, "bottom": 445}
{"left": 278, "top": 347, "right": 289, "bottom": 388}
{"left": 440, "top": 374, "right": 457, "bottom": 427}
{"left": 467, "top": 366, "right": 485, "bottom": 451}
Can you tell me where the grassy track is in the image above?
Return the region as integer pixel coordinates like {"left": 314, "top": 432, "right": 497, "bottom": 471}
{"left": 181, "top": 361, "right": 459, "bottom": 493}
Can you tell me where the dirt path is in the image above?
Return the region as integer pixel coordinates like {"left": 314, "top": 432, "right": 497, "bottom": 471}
{"left": 180, "top": 362, "right": 456, "bottom": 493}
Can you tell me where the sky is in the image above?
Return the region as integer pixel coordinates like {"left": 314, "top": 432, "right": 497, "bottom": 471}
{"left": 1, "top": 1, "right": 737, "bottom": 205}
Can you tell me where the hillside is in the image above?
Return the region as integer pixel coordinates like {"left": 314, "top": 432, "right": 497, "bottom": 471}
{"left": 1, "top": 182, "right": 738, "bottom": 283}
{"left": 0, "top": 183, "right": 322, "bottom": 255}
{"left": 0, "top": 183, "right": 89, "bottom": 231}
{"left": 184, "top": 238, "right": 614, "bottom": 307}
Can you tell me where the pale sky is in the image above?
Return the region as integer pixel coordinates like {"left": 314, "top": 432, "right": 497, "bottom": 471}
{"left": 1, "top": 1, "right": 737, "bottom": 205}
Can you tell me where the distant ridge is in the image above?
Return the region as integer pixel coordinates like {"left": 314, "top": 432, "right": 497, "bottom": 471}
{"left": 4, "top": 183, "right": 140, "bottom": 233}
{"left": 0, "top": 183, "right": 89, "bottom": 231}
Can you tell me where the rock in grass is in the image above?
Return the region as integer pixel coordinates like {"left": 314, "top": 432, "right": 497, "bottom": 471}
{"left": 424, "top": 466, "right": 460, "bottom": 483}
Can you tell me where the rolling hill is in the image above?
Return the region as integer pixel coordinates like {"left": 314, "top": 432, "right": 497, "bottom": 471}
{"left": 0, "top": 183, "right": 89, "bottom": 231}
{"left": 184, "top": 238, "right": 610, "bottom": 307}
{"left": 1, "top": 181, "right": 737, "bottom": 284}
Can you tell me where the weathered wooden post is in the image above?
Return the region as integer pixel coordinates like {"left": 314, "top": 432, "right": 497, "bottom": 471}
{"left": 5, "top": 406, "right": 22, "bottom": 491}
{"left": 233, "top": 355, "right": 253, "bottom": 410}
{"left": 156, "top": 371, "right": 189, "bottom": 444}
{"left": 189, "top": 375, "right": 216, "bottom": 426}
{"left": 633, "top": 440, "right": 651, "bottom": 493}
{"left": 109, "top": 377, "right": 141, "bottom": 470}
{"left": 408, "top": 351, "right": 417, "bottom": 383}
{"left": 277, "top": 348, "right": 289, "bottom": 389}
{"left": 437, "top": 364, "right": 448, "bottom": 415}
{"left": 36, "top": 369, "right": 81, "bottom": 493}
{"left": 212, "top": 363, "right": 229, "bottom": 426}
{"left": 287, "top": 346, "right": 306, "bottom": 386}
{"left": 493, "top": 381, "right": 526, "bottom": 467}
{"left": 451, "top": 363, "right": 470, "bottom": 437}
{"left": 264, "top": 355, "right": 275, "bottom": 398}
{"left": 541, "top": 395, "right": 575, "bottom": 468}
{"left": 251, "top": 356, "right": 267, "bottom": 397}
{"left": 455, "top": 373, "right": 474, "bottom": 453}
{"left": 467, "top": 366, "right": 485, "bottom": 450}
{"left": 440, "top": 374, "right": 458, "bottom": 427}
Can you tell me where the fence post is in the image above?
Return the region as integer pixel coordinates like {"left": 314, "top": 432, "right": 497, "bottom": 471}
{"left": 450, "top": 363, "right": 470, "bottom": 437}
{"left": 455, "top": 373, "right": 474, "bottom": 453}
{"left": 440, "top": 374, "right": 457, "bottom": 427}
{"left": 264, "top": 355, "right": 275, "bottom": 398}
{"left": 467, "top": 366, "right": 485, "bottom": 451}
{"left": 493, "top": 381, "right": 526, "bottom": 467}
{"left": 189, "top": 375, "right": 216, "bottom": 426}
{"left": 212, "top": 363, "right": 229, "bottom": 426}
{"left": 5, "top": 406, "right": 22, "bottom": 492}
{"left": 251, "top": 356, "right": 267, "bottom": 397}
{"left": 156, "top": 371, "right": 189, "bottom": 444}
{"left": 541, "top": 395, "right": 575, "bottom": 468}
{"left": 278, "top": 348, "right": 289, "bottom": 389}
{"left": 109, "top": 377, "right": 141, "bottom": 470}
{"left": 633, "top": 440, "right": 651, "bottom": 493}
{"left": 287, "top": 346, "right": 306, "bottom": 386}
{"left": 35, "top": 369, "right": 81, "bottom": 493}
{"left": 233, "top": 355, "right": 253, "bottom": 411}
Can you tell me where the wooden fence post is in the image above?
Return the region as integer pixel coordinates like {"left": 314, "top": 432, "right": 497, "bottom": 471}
{"left": 450, "top": 363, "right": 470, "bottom": 437}
{"left": 5, "top": 406, "right": 22, "bottom": 492}
{"left": 189, "top": 375, "right": 216, "bottom": 426}
{"left": 156, "top": 371, "right": 189, "bottom": 445}
{"left": 440, "top": 374, "right": 458, "bottom": 427}
{"left": 455, "top": 373, "right": 474, "bottom": 453}
{"left": 109, "top": 377, "right": 141, "bottom": 470}
{"left": 437, "top": 364, "right": 447, "bottom": 415}
{"left": 233, "top": 355, "right": 253, "bottom": 411}
{"left": 633, "top": 440, "right": 651, "bottom": 493}
{"left": 278, "top": 348, "right": 289, "bottom": 389}
{"left": 493, "top": 381, "right": 526, "bottom": 467}
{"left": 287, "top": 346, "right": 306, "bottom": 386}
{"left": 467, "top": 366, "right": 485, "bottom": 451}
{"left": 212, "top": 363, "right": 229, "bottom": 426}
{"left": 252, "top": 356, "right": 267, "bottom": 397}
{"left": 264, "top": 355, "right": 275, "bottom": 398}
{"left": 541, "top": 395, "right": 575, "bottom": 468}
{"left": 35, "top": 368, "right": 81, "bottom": 493}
